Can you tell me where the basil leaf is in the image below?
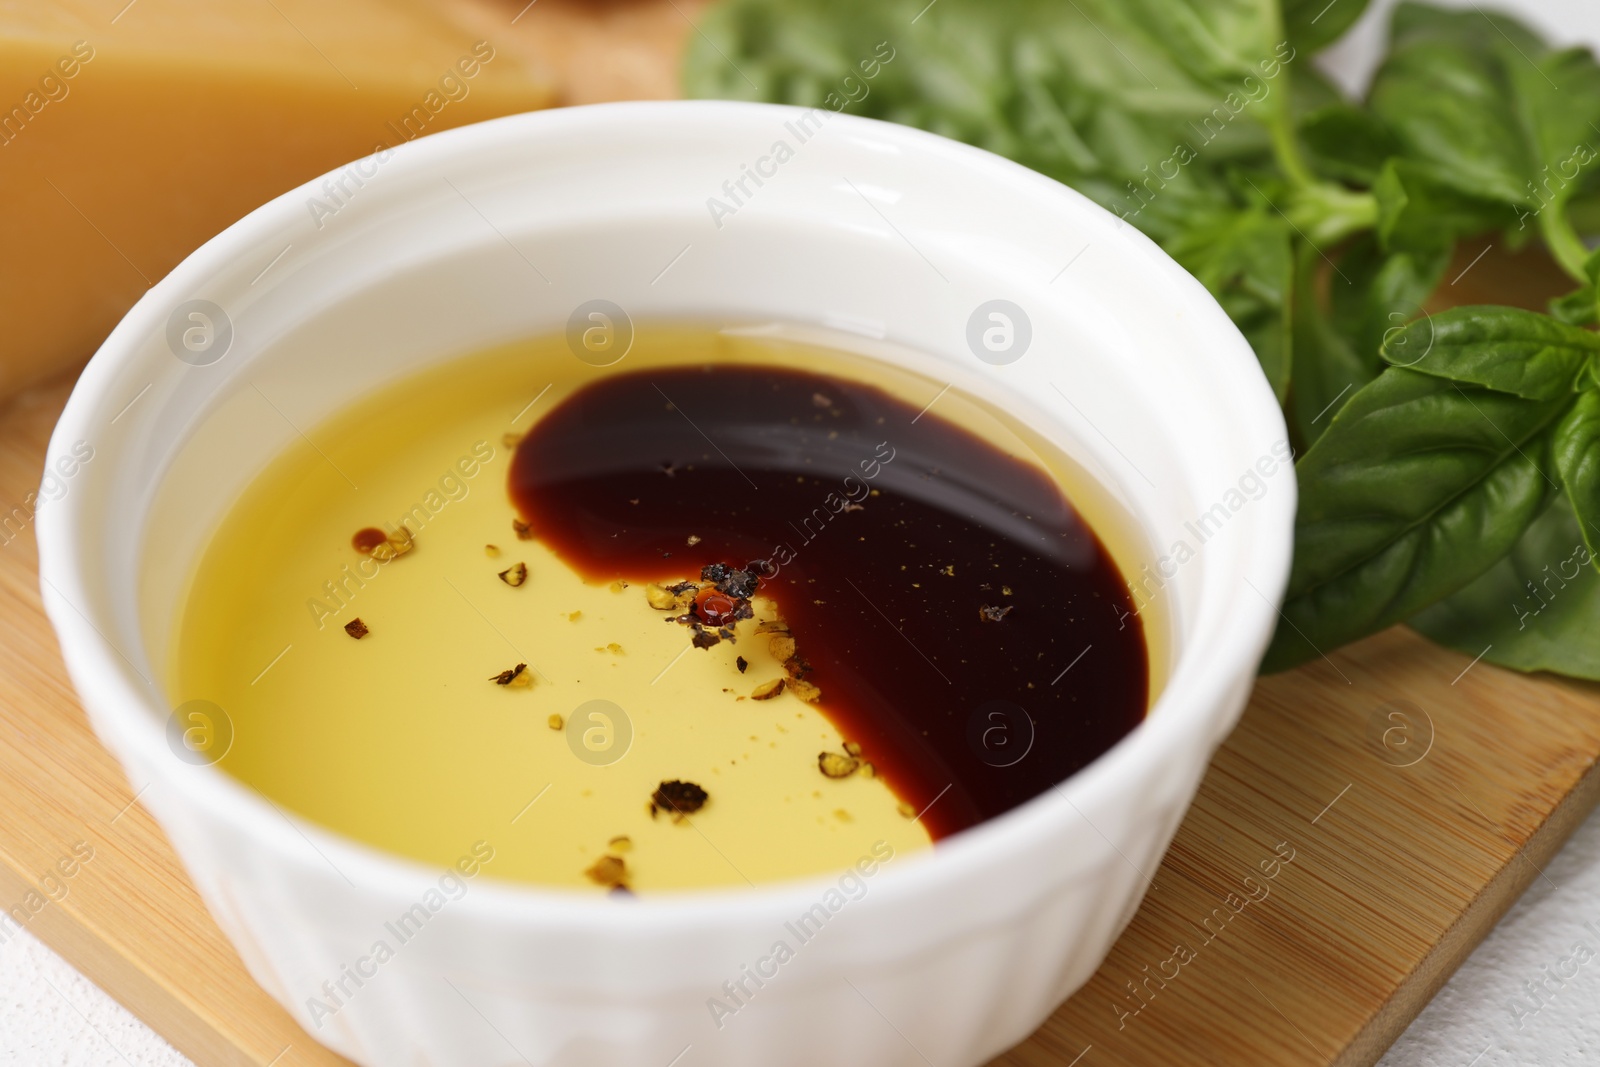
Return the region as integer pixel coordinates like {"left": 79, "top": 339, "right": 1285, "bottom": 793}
{"left": 1111, "top": 0, "right": 1285, "bottom": 88}
{"left": 1284, "top": 0, "right": 1372, "bottom": 56}
{"left": 1411, "top": 498, "right": 1600, "bottom": 680}
{"left": 1572, "top": 190, "right": 1600, "bottom": 239}
{"left": 682, "top": 0, "right": 1327, "bottom": 404}
{"left": 1368, "top": 4, "right": 1600, "bottom": 216}
{"left": 1290, "top": 244, "right": 1369, "bottom": 446}
{"left": 1289, "top": 368, "right": 1566, "bottom": 591}
{"left": 685, "top": 0, "right": 1300, "bottom": 202}
{"left": 1553, "top": 388, "right": 1600, "bottom": 565}
{"left": 1379, "top": 306, "right": 1600, "bottom": 400}
{"left": 1263, "top": 369, "right": 1568, "bottom": 671}
{"left": 1294, "top": 240, "right": 1449, "bottom": 446}
{"left": 1550, "top": 247, "right": 1600, "bottom": 325}
{"left": 1369, "top": 5, "right": 1540, "bottom": 205}
{"left": 1549, "top": 287, "right": 1600, "bottom": 326}
{"left": 1511, "top": 47, "right": 1600, "bottom": 206}
{"left": 1372, "top": 159, "right": 1518, "bottom": 255}
{"left": 1330, "top": 236, "right": 1449, "bottom": 369}
{"left": 1289, "top": 61, "right": 1346, "bottom": 117}
{"left": 1167, "top": 205, "right": 1294, "bottom": 397}
{"left": 1237, "top": 310, "right": 1291, "bottom": 402}
{"left": 1436, "top": 11, "right": 1569, "bottom": 68}
{"left": 1300, "top": 104, "right": 1403, "bottom": 186}
{"left": 1266, "top": 444, "right": 1552, "bottom": 671}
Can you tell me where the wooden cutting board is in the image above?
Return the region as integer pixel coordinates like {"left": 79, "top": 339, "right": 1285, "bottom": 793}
{"left": 5, "top": 2, "right": 1599, "bottom": 1064}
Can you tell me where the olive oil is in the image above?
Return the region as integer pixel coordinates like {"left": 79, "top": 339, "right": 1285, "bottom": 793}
{"left": 170, "top": 325, "right": 1152, "bottom": 891}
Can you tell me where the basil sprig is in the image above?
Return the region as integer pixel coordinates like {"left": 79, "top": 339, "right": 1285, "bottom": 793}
{"left": 687, "top": 0, "right": 1600, "bottom": 678}
{"left": 1262, "top": 309, "right": 1598, "bottom": 670}
{"left": 1411, "top": 499, "right": 1600, "bottom": 676}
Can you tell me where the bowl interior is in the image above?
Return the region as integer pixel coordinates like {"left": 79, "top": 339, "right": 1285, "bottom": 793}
{"left": 42, "top": 101, "right": 1293, "bottom": 905}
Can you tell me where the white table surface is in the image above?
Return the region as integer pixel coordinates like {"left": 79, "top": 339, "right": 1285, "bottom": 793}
{"left": 7, "top": 0, "right": 1600, "bottom": 1063}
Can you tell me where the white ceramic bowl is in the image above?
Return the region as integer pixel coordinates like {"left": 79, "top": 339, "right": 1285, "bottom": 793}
{"left": 37, "top": 101, "right": 1293, "bottom": 1067}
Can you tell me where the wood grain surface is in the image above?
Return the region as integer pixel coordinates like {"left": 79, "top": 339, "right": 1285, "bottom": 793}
{"left": 3, "top": 3, "right": 1597, "bottom": 1064}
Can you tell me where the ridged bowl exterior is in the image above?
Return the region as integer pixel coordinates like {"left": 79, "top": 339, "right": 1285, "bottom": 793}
{"left": 39, "top": 103, "right": 1293, "bottom": 1067}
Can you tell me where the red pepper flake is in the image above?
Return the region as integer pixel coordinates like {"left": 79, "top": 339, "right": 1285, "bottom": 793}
{"left": 351, "top": 527, "right": 388, "bottom": 553}
{"left": 344, "top": 618, "right": 369, "bottom": 639}
{"left": 694, "top": 587, "right": 740, "bottom": 627}
{"left": 353, "top": 525, "right": 415, "bottom": 561}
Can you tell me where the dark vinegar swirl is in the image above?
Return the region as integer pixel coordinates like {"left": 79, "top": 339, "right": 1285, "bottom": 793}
{"left": 511, "top": 364, "right": 1147, "bottom": 839}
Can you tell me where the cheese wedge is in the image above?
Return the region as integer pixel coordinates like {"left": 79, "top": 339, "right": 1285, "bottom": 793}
{"left": 448, "top": 0, "right": 709, "bottom": 105}
{"left": 0, "top": 0, "right": 554, "bottom": 397}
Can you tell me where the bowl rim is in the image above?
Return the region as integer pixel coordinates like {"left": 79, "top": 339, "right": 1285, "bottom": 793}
{"left": 37, "top": 99, "right": 1295, "bottom": 933}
